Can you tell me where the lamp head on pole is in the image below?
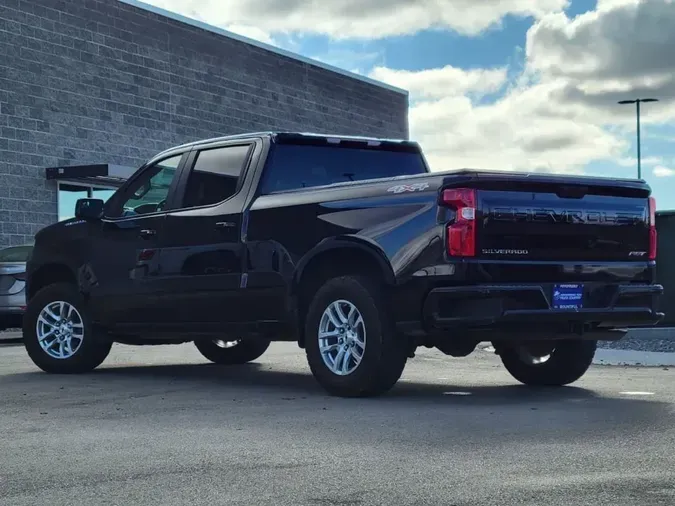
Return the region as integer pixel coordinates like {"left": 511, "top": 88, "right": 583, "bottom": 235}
{"left": 617, "top": 98, "right": 659, "bottom": 104}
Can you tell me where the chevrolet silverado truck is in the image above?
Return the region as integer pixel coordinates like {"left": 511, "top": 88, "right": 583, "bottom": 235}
{"left": 23, "top": 132, "right": 663, "bottom": 397}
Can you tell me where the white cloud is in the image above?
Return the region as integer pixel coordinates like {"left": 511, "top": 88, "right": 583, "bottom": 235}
{"left": 370, "top": 66, "right": 508, "bottom": 99}
{"left": 370, "top": 65, "right": 626, "bottom": 172}
{"left": 653, "top": 165, "right": 675, "bottom": 177}
{"left": 141, "top": 0, "right": 569, "bottom": 40}
{"left": 370, "top": 0, "right": 675, "bottom": 174}
{"left": 525, "top": 0, "right": 675, "bottom": 125}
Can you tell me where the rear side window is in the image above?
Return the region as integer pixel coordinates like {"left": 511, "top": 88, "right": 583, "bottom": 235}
{"left": 182, "top": 144, "right": 251, "bottom": 208}
{"left": 260, "top": 144, "right": 428, "bottom": 194}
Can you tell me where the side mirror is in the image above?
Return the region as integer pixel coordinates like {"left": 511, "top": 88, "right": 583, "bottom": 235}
{"left": 74, "top": 198, "right": 105, "bottom": 220}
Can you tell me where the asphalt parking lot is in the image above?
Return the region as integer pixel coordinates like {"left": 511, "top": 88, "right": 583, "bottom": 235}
{"left": 1, "top": 340, "right": 674, "bottom": 506}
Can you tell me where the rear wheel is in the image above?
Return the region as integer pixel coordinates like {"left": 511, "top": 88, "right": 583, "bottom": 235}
{"left": 194, "top": 338, "right": 270, "bottom": 365}
{"left": 23, "top": 283, "right": 112, "bottom": 374}
{"left": 304, "top": 275, "right": 407, "bottom": 397}
{"left": 499, "top": 339, "right": 597, "bottom": 386}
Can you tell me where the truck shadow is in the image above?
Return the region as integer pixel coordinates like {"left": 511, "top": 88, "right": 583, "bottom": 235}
{"left": 5, "top": 360, "right": 672, "bottom": 440}
{"left": 79, "top": 362, "right": 673, "bottom": 440}
{"left": 84, "top": 361, "right": 642, "bottom": 405}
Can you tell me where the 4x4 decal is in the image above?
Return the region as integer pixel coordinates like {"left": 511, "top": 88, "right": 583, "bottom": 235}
{"left": 386, "top": 182, "right": 430, "bottom": 194}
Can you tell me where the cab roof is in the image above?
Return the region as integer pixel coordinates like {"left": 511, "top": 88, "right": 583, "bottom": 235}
{"left": 156, "top": 132, "right": 421, "bottom": 159}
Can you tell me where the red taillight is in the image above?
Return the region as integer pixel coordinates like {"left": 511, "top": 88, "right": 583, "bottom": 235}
{"left": 649, "top": 196, "right": 657, "bottom": 260}
{"left": 441, "top": 188, "right": 476, "bottom": 257}
{"left": 12, "top": 272, "right": 26, "bottom": 282}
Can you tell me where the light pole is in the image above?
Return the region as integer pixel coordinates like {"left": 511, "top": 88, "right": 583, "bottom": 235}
{"left": 618, "top": 98, "right": 659, "bottom": 179}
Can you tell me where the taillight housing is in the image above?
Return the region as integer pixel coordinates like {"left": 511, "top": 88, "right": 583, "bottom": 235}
{"left": 649, "top": 196, "right": 657, "bottom": 260}
{"left": 441, "top": 188, "right": 476, "bottom": 257}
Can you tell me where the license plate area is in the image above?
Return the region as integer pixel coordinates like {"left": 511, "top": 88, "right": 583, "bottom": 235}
{"left": 552, "top": 284, "right": 584, "bottom": 310}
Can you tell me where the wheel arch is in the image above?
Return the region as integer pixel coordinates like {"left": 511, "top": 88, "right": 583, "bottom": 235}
{"left": 291, "top": 238, "right": 396, "bottom": 348}
{"left": 292, "top": 237, "right": 396, "bottom": 293}
{"left": 27, "top": 263, "right": 78, "bottom": 302}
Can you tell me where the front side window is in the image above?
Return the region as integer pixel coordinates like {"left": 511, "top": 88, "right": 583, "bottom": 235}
{"left": 109, "top": 154, "right": 182, "bottom": 218}
{"left": 58, "top": 184, "right": 117, "bottom": 222}
{"left": 58, "top": 184, "right": 89, "bottom": 222}
{"left": 92, "top": 188, "right": 116, "bottom": 203}
{"left": 181, "top": 144, "right": 251, "bottom": 208}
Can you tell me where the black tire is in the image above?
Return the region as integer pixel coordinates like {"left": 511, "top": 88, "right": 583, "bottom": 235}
{"left": 23, "top": 283, "right": 112, "bottom": 374}
{"left": 194, "top": 338, "right": 270, "bottom": 365}
{"left": 499, "top": 339, "right": 597, "bottom": 386}
{"left": 304, "top": 275, "right": 408, "bottom": 398}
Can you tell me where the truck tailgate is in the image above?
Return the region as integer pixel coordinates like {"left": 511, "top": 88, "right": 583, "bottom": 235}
{"left": 441, "top": 172, "right": 655, "bottom": 262}
{"left": 480, "top": 190, "right": 652, "bottom": 261}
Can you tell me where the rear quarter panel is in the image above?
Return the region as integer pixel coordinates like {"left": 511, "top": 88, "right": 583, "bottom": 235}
{"left": 245, "top": 171, "right": 657, "bottom": 325}
{"left": 245, "top": 175, "right": 449, "bottom": 296}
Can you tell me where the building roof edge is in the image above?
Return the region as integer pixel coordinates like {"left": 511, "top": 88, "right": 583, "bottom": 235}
{"left": 117, "top": 0, "right": 409, "bottom": 96}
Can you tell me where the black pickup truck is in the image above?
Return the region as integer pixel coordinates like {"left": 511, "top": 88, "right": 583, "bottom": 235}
{"left": 23, "top": 132, "right": 663, "bottom": 397}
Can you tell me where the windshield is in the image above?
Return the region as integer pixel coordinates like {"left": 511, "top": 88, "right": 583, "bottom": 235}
{"left": 0, "top": 244, "right": 33, "bottom": 263}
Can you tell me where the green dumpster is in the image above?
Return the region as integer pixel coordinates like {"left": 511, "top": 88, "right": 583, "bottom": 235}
{"left": 656, "top": 211, "right": 675, "bottom": 325}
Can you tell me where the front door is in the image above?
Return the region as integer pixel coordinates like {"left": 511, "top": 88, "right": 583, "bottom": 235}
{"left": 156, "top": 142, "right": 255, "bottom": 331}
{"left": 87, "top": 153, "right": 186, "bottom": 330}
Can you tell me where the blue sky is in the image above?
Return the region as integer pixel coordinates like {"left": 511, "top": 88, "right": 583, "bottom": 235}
{"left": 146, "top": 0, "right": 675, "bottom": 209}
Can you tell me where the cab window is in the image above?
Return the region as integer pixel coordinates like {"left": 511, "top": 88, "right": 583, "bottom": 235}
{"left": 107, "top": 155, "right": 183, "bottom": 217}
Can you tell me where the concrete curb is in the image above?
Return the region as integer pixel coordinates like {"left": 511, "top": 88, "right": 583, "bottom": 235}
{"left": 598, "top": 327, "right": 675, "bottom": 353}
{"left": 0, "top": 331, "right": 22, "bottom": 345}
{"left": 624, "top": 327, "right": 675, "bottom": 339}
{"left": 593, "top": 349, "right": 675, "bottom": 367}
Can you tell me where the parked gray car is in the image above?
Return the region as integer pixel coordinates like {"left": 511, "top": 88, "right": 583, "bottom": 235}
{"left": 0, "top": 244, "right": 33, "bottom": 331}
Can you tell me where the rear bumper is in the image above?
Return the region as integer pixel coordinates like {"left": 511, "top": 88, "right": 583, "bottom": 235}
{"left": 398, "top": 283, "right": 663, "bottom": 339}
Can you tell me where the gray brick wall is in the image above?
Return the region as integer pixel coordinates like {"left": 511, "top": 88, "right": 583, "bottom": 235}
{"left": 0, "top": 0, "right": 409, "bottom": 246}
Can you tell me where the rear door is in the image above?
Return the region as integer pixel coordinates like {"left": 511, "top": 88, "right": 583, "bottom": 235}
{"left": 156, "top": 140, "right": 258, "bottom": 330}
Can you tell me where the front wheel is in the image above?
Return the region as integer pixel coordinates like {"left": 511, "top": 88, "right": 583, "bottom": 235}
{"left": 23, "top": 283, "right": 112, "bottom": 374}
{"left": 499, "top": 339, "right": 597, "bottom": 386}
{"left": 304, "top": 275, "right": 408, "bottom": 398}
{"left": 194, "top": 338, "right": 270, "bottom": 365}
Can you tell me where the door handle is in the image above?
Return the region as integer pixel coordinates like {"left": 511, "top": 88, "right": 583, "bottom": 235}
{"left": 139, "top": 229, "right": 156, "bottom": 239}
{"left": 215, "top": 221, "right": 236, "bottom": 229}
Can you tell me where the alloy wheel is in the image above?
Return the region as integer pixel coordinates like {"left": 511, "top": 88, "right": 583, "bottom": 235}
{"left": 36, "top": 301, "right": 84, "bottom": 360}
{"left": 318, "top": 299, "right": 366, "bottom": 376}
